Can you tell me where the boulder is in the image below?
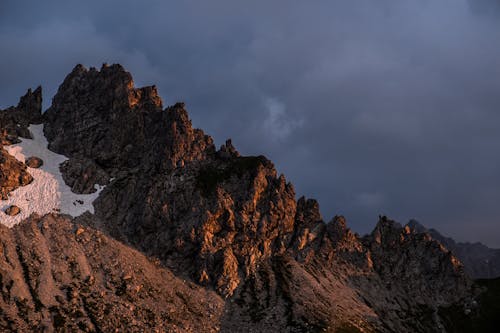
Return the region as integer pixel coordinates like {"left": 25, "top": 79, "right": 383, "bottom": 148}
{"left": 26, "top": 156, "right": 43, "bottom": 168}
{"left": 5, "top": 205, "right": 20, "bottom": 216}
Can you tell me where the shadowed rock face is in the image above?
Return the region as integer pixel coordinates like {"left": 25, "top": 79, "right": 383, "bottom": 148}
{"left": 407, "top": 220, "right": 500, "bottom": 279}
{"left": 0, "top": 87, "right": 43, "bottom": 144}
{"left": 0, "top": 64, "right": 492, "bottom": 332}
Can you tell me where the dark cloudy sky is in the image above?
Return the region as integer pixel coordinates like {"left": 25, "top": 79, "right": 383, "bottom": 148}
{"left": 1, "top": 0, "right": 500, "bottom": 246}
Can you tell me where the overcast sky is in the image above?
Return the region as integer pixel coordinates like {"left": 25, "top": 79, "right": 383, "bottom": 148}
{"left": 1, "top": 0, "right": 500, "bottom": 246}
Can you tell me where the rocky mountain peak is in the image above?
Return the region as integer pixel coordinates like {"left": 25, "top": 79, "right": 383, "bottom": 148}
{"left": 16, "top": 86, "right": 43, "bottom": 124}
{"left": 39, "top": 64, "right": 478, "bottom": 329}
{"left": 295, "top": 197, "right": 322, "bottom": 226}
{"left": 1, "top": 87, "right": 43, "bottom": 143}
{"left": 1, "top": 64, "right": 494, "bottom": 332}
{"left": 217, "top": 139, "right": 240, "bottom": 159}
{"left": 325, "top": 215, "right": 348, "bottom": 243}
{"left": 370, "top": 215, "right": 403, "bottom": 245}
{"left": 365, "top": 216, "right": 470, "bottom": 309}
{"left": 61, "top": 63, "right": 152, "bottom": 107}
{"left": 407, "top": 219, "right": 500, "bottom": 279}
{"left": 44, "top": 63, "right": 214, "bottom": 183}
{"left": 407, "top": 218, "right": 427, "bottom": 233}
{"left": 162, "top": 102, "right": 215, "bottom": 170}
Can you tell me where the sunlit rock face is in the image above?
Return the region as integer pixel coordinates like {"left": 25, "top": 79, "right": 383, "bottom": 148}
{"left": 0, "top": 147, "right": 32, "bottom": 200}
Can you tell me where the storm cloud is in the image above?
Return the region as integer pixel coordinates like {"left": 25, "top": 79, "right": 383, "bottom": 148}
{"left": 1, "top": 0, "right": 500, "bottom": 246}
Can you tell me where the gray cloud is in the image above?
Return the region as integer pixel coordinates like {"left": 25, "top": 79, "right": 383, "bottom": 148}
{"left": 1, "top": 0, "right": 499, "bottom": 246}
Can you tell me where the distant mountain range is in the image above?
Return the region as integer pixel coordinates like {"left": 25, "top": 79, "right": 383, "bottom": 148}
{"left": 0, "top": 64, "right": 498, "bottom": 332}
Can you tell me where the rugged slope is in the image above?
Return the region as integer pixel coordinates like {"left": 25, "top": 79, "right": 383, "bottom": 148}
{"left": 0, "top": 63, "right": 495, "bottom": 332}
{"left": 0, "top": 214, "right": 224, "bottom": 332}
{"left": 408, "top": 220, "right": 500, "bottom": 279}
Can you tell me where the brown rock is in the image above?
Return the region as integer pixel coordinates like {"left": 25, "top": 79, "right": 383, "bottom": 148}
{"left": 25, "top": 156, "right": 43, "bottom": 168}
{"left": 0, "top": 86, "right": 43, "bottom": 145}
{"left": 5, "top": 205, "right": 21, "bottom": 216}
{"left": 0, "top": 148, "right": 33, "bottom": 199}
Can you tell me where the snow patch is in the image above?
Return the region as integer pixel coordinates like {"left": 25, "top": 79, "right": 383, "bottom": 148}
{"left": 1, "top": 124, "right": 104, "bottom": 227}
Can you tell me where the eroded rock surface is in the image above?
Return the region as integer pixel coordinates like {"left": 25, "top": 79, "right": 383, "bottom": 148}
{"left": 408, "top": 219, "right": 500, "bottom": 279}
{"left": 0, "top": 149, "right": 33, "bottom": 199}
{"left": 0, "top": 214, "right": 224, "bottom": 332}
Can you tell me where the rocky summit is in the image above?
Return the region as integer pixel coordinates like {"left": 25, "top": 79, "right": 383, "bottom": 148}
{"left": 0, "top": 64, "right": 498, "bottom": 332}
{"left": 407, "top": 220, "right": 500, "bottom": 280}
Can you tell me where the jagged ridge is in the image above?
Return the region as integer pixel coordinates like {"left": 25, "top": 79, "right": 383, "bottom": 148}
{"left": 0, "top": 64, "right": 494, "bottom": 332}
{"left": 407, "top": 220, "right": 500, "bottom": 279}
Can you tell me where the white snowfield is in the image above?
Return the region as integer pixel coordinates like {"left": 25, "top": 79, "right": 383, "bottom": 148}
{"left": 1, "top": 125, "right": 104, "bottom": 227}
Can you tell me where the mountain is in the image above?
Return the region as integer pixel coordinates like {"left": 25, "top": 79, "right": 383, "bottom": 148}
{"left": 407, "top": 220, "right": 500, "bottom": 279}
{"left": 0, "top": 64, "right": 497, "bottom": 332}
